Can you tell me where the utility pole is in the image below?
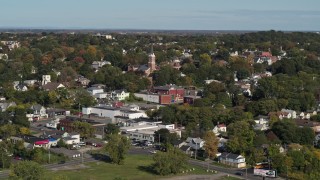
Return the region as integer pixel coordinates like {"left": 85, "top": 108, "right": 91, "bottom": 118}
{"left": 246, "top": 166, "right": 247, "bottom": 180}
{"left": 48, "top": 149, "right": 51, "bottom": 164}
{"left": 195, "top": 141, "right": 198, "bottom": 160}
{"left": 81, "top": 151, "right": 84, "bottom": 164}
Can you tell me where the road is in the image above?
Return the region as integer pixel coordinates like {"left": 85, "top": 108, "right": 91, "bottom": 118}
{"left": 0, "top": 146, "right": 283, "bottom": 180}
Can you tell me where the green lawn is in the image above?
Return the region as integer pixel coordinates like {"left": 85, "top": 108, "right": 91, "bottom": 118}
{"left": 218, "top": 175, "right": 241, "bottom": 180}
{"left": 46, "top": 154, "right": 211, "bottom": 180}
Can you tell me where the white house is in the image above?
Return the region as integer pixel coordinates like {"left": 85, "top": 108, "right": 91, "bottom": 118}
{"left": 87, "top": 87, "right": 104, "bottom": 96}
{"left": 0, "top": 102, "right": 16, "bottom": 112}
{"left": 186, "top": 137, "right": 204, "bottom": 150}
{"left": 219, "top": 152, "right": 246, "bottom": 168}
{"left": 94, "top": 92, "right": 109, "bottom": 99}
{"left": 24, "top": 80, "right": 38, "bottom": 86}
{"left": 62, "top": 132, "right": 80, "bottom": 145}
{"left": 91, "top": 60, "right": 111, "bottom": 69}
{"left": 30, "top": 104, "right": 48, "bottom": 118}
{"left": 281, "top": 109, "right": 297, "bottom": 119}
{"left": 14, "top": 83, "right": 28, "bottom": 91}
{"left": 111, "top": 90, "right": 130, "bottom": 101}
{"left": 213, "top": 124, "right": 227, "bottom": 135}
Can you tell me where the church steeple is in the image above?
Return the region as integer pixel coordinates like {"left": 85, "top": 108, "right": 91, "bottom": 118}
{"left": 148, "top": 44, "right": 156, "bottom": 72}
{"left": 150, "top": 44, "right": 154, "bottom": 54}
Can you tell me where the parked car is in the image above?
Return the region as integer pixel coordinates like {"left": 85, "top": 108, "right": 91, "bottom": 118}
{"left": 14, "top": 156, "right": 23, "bottom": 160}
{"left": 77, "top": 142, "right": 86, "bottom": 146}
{"left": 95, "top": 143, "right": 103, "bottom": 147}
{"left": 235, "top": 172, "right": 243, "bottom": 176}
{"left": 131, "top": 142, "right": 139, "bottom": 146}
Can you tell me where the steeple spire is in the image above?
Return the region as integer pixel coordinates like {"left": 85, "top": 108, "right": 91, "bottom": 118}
{"left": 150, "top": 44, "right": 154, "bottom": 54}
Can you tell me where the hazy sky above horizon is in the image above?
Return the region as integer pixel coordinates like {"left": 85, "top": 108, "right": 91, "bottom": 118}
{"left": 1, "top": 0, "right": 319, "bottom": 31}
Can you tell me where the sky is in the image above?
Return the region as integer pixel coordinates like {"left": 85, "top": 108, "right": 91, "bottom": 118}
{"left": 0, "top": 0, "right": 319, "bottom": 31}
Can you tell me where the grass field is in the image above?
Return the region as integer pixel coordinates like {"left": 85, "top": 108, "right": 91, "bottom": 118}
{"left": 46, "top": 154, "right": 212, "bottom": 180}
{"left": 218, "top": 175, "right": 241, "bottom": 180}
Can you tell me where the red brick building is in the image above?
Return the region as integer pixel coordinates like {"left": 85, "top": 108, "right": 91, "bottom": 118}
{"left": 152, "top": 85, "right": 185, "bottom": 104}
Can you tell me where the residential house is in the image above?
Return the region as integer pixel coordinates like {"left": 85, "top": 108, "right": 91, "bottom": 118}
{"left": 173, "top": 140, "right": 186, "bottom": 148}
{"left": 24, "top": 80, "right": 38, "bottom": 86}
{"left": 268, "top": 111, "right": 291, "bottom": 120}
{"left": 171, "top": 58, "right": 181, "bottom": 70}
{"left": 307, "top": 110, "right": 317, "bottom": 117}
{"left": 254, "top": 123, "right": 269, "bottom": 131}
{"left": 87, "top": 87, "right": 104, "bottom": 96}
{"left": 76, "top": 76, "right": 91, "bottom": 87}
{"left": 281, "top": 109, "right": 297, "bottom": 119}
{"left": 186, "top": 137, "right": 204, "bottom": 150}
{"left": 295, "top": 119, "right": 320, "bottom": 133}
{"left": 47, "top": 108, "right": 70, "bottom": 118}
{"left": 179, "top": 145, "right": 193, "bottom": 156}
{"left": 30, "top": 104, "right": 48, "bottom": 118}
{"left": 42, "top": 82, "right": 65, "bottom": 91}
{"left": 254, "top": 115, "right": 269, "bottom": 125}
{"left": 0, "top": 96, "right": 6, "bottom": 101}
{"left": 0, "top": 102, "right": 16, "bottom": 112}
{"left": 111, "top": 90, "right": 130, "bottom": 101}
{"left": 183, "top": 96, "right": 201, "bottom": 105}
{"left": 261, "top": 144, "right": 285, "bottom": 154}
{"left": 14, "top": 83, "right": 28, "bottom": 91}
{"left": 12, "top": 135, "right": 50, "bottom": 149}
{"left": 217, "top": 136, "right": 228, "bottom": 148}
{"left": 218, "top": 152, "right": 246, "bottom": 168}
{"left": 213, "top": 124, "right": 227, "bottom": 135}
{"left": 62, "top": 132, "right": 80, "bottom": 145}
{"left": 91, "top": 60, "right": 111, "bottom": 70}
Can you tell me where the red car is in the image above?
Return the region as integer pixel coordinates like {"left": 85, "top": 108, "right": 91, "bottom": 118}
{"left": 95, "top": 144, "right": 102, "bottom": 147}
{"left": 14, "top": 156, "right": 23, "bottom": 160}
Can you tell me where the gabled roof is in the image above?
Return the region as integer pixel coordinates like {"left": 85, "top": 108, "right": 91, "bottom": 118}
{"left": 220, "top": 152, "right": 243, "bottom": 160}
{"left": 173, "top": 139, "right": 185, "bottom": 146}
{"left": 42, "top": 82, "right": 65, "bottom": 91}
{"left": 180, "top": 145, "right": 191, "bottom": 151}
{"left": 31, "top": 104, "right": 44, "bottom": 111}
{"left": 217, "top": 124, "right": 226, "bottom": 128}
{"left": 137, "top": 64, "right": 149, "bottom": 72}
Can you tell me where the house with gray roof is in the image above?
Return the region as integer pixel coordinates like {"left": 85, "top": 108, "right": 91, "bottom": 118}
{"left": 0, "top": 102, "right": 16, "bottom": 112}
{"left": 219, "top": 152, "right": 246, "bottom": 168}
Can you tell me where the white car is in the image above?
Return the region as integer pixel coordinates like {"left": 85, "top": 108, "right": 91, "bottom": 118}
{"left": 78, "top": 142, "right": 86, "bottom": 146}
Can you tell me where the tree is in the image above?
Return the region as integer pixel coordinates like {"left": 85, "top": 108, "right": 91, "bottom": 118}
{"left": 153, "top": 146, "right": 187, "bottom": 175}
{"left": 154, "top": 128, "right": 179, "bottom": 145}
{"left": 105, "top": 124, "right": 120, "bottom": 135}
{"left": 226, "top": 121, "right": 255, "bottom": 154}
{"left": 104, "top": 134, "right": 130, "bottom": 165}
{"left": 9, "top": 161, "right": 45, "bottom": 180}
{"left": 203, "top": 131, "right": 218, "bottom": 160}
{"left": 0, "top": 124, "right": 17, "bottom": 139}
{"left": 73, "top": 121, "right": 95, "bottom": 139}
{"left": 73, "top": 89, "right": 97, "bottom": 108}
{"left": 0, "top": 141, "right": 12, "bottom": 169}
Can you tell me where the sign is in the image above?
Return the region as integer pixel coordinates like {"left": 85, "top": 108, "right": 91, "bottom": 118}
{"left": 254, "top": 169, "right": 277, "bottom": 178}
